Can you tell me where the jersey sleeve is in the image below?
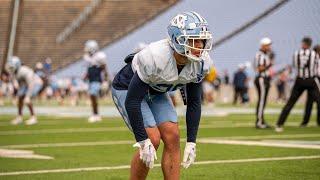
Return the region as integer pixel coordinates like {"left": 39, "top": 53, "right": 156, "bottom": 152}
{"left": 293, "top": 50, "right": 299, "bottom": 68}
{"left": 132, "top": 48, "right": 156, "bottom": 84}
{"left": 96, "top": 52, "right": 107, "bottom": 66}
{"left": 125, "top": 73, "right": 149, "bottom": 142}
{"left": 256, "top": 52, "right": 266, "bottom": 67}
{"left": 185, "top": 82, "right": 202, "bottom": 142}
{"left": 83, "top": 54, "right": 91, "bottom": 68}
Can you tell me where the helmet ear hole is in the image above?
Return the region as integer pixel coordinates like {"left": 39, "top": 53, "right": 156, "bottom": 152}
{"left": 176, "top": 36, "right": 186, "bottom": 45}
{"left": 174, "top": 37, "right": 179, "bottom": 44}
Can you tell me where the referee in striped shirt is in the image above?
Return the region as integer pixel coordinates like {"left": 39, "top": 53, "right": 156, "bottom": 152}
{"left": 254, "top": 37, "right": 273, "bottom": 129}
{"left": 276, "top": 37, "right": 320, "bottom": 132}
{"left": 301, "top": 44, "right": 320, "bottom": 127}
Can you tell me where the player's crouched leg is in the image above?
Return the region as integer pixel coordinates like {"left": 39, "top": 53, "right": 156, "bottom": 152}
{"left": 130, "top": 127, "right": 161, "bottom": 180}
{"left": 158, "top": 122, "right": 180, "bottom": 179}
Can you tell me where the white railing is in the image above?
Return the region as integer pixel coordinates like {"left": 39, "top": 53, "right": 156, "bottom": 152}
{"left": 7, "top": 0, "right": 21, "bottom": 62}
{"left": 55, "top": 0, "right": 102, "bottom": 44}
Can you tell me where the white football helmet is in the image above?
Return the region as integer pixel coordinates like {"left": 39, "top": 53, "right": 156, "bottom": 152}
{"left": 6, "top": 56, "right": 21, "bottom": 73}
{"left": 167, "top": 11, "right": 213, "bottom": 62}
{"left": 260, "top": 37, "right": 272, "bottom": 46}
{"left": 36, "top": 62, "right": 43, "bottom": 69}
{"left": 84, "top": 40, "right": 99, "bottom": 54}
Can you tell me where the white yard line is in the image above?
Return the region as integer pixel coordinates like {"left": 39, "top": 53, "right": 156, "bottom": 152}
{"left": 262, "top": 140, "right": 320, "bottom": 145}
{"left": 1, "top": 140, "right": 134, "bottom": 149}
{"left": 0, "top": 125, "right": 236, "bottom": 136}
{"left": 1, "top": 133, "right": 320, "bottom": 149}
{"left": 0, "top": 120, "right": 317, "bottom": 127}
{"left": 1, "top": 122, "right": 319, "bottom": 135}
{"left": 198, "top": 139, "right": 320, "bottom": 149}
{"left": 0, "top": 106, "right": 305, "bottom": 117}
{"left": 0, "top": 127, "right": 128, "bottom": 135}
{"left": 0, "top": 149, "right": 53, "bottom": 160}
{"left": 0, "top": 155, "right": 319, "bottom": 176}
{"left": 218, "top": 133, "right": 320, "bottom": 140}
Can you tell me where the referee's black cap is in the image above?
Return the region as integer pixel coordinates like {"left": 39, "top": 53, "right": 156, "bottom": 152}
{"left": 302, "top": 36, "right": 312, "bottom": 46}
{"left": 313, "top": 44, "right": 320, "bottom": 53}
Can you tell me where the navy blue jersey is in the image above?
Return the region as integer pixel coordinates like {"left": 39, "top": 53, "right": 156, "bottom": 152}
{"left": 88, "top": 65, "right": 103, "bottom": 82}
{"left": 112, "top": 54, "right": 135, "bottom": 90}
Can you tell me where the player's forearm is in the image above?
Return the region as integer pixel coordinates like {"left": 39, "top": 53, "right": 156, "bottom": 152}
{"left": 257, "top": 64, "right": 272, "bottom": 72}
{"left": 257, "top": 66, "right": 267, "bottom": 72}
{"left": 13, "top": 79, "right": 19, "bottom": 89}
{"left": 186, "top": 82, "right": 202, "bottom": 143}
{"left": 186, "top": 102, "right": 201, "bottom": 142}
{"left": 125, "top": 73, "right": 149, "bottom": 142}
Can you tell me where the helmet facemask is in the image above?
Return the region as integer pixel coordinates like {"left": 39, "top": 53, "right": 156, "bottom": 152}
{"left": 5, "top": 64, "right": 16, "bottom": 74}
{"left": 176, "top": 31, "right": 213, "bottom": 62}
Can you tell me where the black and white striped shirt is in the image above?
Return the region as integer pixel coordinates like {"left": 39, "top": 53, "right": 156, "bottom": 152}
{"left": 254, "top": 50, "right": 273, "bottom": 78}
{"left": 293, "top": 49, "right": 317, "bottom": 78}
{"left": 314, "top": 53, "right": 320, "bottom": 77}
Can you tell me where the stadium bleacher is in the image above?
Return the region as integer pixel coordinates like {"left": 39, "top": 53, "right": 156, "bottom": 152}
{"left": 2, "top": 0, "right": 320, "bottom": 78}
{"left": 1, "top": 0, "right": 178, "bottom": 72}
{"left": 56, "top": 0, "right": 320, "bottom": 78}
{"left": 0, "top": 0, "right": 11, "bottom": 67}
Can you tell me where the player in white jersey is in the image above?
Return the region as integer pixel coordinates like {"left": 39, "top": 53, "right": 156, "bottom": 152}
{"left": 112, "top": 11, "right": 213, "bottom": 179}
{"left": 83, "top": 40, "right": 108, "bottom": 123}
{"left": 6, "top": 56, "right": 43, "bottom": 125}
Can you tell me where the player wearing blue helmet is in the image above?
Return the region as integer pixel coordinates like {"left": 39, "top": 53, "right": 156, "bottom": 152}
{"left": 6, "top": 56, "right": 43, "bottom": 125}
{"left": 112, "top": 11, "right": 213, "bottom": 179}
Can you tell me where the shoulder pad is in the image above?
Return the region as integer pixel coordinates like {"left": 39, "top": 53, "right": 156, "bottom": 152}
{"left": 124, "top": 53, "right": 137, "bottom": 63}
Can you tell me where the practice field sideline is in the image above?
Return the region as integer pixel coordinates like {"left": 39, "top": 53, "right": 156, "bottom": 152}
{"left": 0, "top": 114, "right": 319, "bottom": 179}
{"left": 0, "top": 106, "right": 306, "bottom": 117}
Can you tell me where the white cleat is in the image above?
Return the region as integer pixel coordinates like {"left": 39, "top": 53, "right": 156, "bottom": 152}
{"left": 25, "top": 116, "right": 38, "bottom": 125}
{"left": 275, "top": 126, "right": 283, "bottom": 133}
{"left": 11, "top": 116, "right": 23, "bottom": 125}
{"left": 88, "top": 115, "right": 96, "bottom": 123}
{"left": 95, "top": 115, "right": 102, "bottom": 122}
{"left": 88, "top": 115, "right": 102, "bottom": 123}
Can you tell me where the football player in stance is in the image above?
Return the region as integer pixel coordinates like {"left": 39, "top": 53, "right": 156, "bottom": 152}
{"left": 112, "top": 12, "right": 213, "bottom": 180}
{"left": 83, "top": 40, "right": 108, "bottom": 123}
{"left": 6, "top": 56, "right": 43, "bottom": 125}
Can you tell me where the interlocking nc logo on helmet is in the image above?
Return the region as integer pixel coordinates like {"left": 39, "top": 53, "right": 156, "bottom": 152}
{"left": 170, "top": 14, "right": 187, "bottom": 29}
{"left": 168, "top": 11, "right": 213, "bottom": 62}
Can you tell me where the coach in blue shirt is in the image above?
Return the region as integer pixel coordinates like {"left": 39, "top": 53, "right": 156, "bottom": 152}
{"left": 233, "top": 64, "right": 248, "bottom": 104}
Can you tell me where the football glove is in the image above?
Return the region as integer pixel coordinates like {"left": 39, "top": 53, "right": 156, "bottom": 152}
{"left": 182, "top": 142, "right": 196, "bottom": 168}
{"left": 133, "top": 138, "right": 157, "bottom": 168}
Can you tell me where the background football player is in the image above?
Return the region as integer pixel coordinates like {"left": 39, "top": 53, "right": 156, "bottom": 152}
{"left": 111, "top": 11, "right": 213, "bottom": 179}
{"left": 6, "top": 56, "right": 43, "bottom": 125}
{"left": 83, "top": 40, "right": 108, "bottom": 123}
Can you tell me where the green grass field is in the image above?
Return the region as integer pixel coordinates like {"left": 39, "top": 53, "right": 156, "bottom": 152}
{"left": 0, "top": 113, "right": 319, "bottom": 179}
